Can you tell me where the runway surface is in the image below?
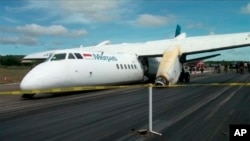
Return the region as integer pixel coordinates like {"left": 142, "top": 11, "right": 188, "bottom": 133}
{"left": 0, "top": 72, "right": 250, "bottom": 141}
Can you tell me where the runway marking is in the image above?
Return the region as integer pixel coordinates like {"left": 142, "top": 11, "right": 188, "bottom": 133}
{"left": 0, "top": 83, "right": 249, "bottom": 95}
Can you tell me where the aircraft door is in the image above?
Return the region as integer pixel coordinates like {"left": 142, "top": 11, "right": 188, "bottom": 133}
{"left": 133, "top": 56, "right": 144, "bottom": 80}
{"left": 138, "top": 57, "right": 149, "bottom": 76}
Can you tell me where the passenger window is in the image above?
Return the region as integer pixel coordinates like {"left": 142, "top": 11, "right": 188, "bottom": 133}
{"left": 74, "top": 53, "right": 83, "bottom": 59}
{"left": 51, "top": 53, "right": 66, "bottom": 61}
{"left": 131, "top": 64, "right": 134, "bottom": 69}
{"left": 128, "top": 64, "right": 130, "bottom": 69}
{"left": 120, "top": 64, "right": 123, "bottom": 69}
{"left": 134, "top": 64, "right": 137, "bottom": 69}
{"left": 116, "top": 64, "right": 119, "bottom": 69}
{"left": 68, "top": 53, "right": 75, "bottom": 59}
{"left": 124, "top": 64, "right": 127, "bottom": 69}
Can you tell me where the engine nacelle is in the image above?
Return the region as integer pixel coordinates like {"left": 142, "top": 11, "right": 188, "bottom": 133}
{"left": 155, "top": 46, "right": 182, "bottom": 86}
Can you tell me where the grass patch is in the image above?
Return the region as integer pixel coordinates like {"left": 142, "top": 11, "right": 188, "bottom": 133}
{"left": 0, "top": 66, "right": 32, "bottom": 84}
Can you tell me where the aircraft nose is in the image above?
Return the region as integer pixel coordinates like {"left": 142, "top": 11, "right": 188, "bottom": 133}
{"left": 20, "top": 75, "right": 40, "bottom": 90}
{"left": 20, "top": 70, "right": 45, "bottom": 90}
{"left": 20, "top": 63, "right": 51, "bottom": 90}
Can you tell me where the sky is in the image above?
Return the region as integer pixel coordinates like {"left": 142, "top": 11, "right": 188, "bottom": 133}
{"left": 0, "top": 0, "right": 250, "bottom": 61}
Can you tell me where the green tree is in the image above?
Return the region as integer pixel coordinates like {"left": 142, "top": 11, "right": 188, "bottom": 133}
{"left": 0, "top": 55, "right": 22, "bottom": 66}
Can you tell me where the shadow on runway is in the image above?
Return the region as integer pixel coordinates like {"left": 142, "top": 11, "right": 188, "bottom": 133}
{"left": 22, "top": 90, "right": 99, "bottom": 100}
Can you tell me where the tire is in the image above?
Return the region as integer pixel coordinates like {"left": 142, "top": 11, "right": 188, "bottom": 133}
{"left": 179, "top": 72, "right": 185, "bottom": 82}
{"left": 184, "top": 72, "right": 190, "bottom": 83}
{"left": 22, "top": 94, "right": 35, "bottom": 99}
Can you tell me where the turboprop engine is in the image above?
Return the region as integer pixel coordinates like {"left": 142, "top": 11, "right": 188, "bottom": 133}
{"left": 155, "top": 46, "right": 182, "bottom": 86}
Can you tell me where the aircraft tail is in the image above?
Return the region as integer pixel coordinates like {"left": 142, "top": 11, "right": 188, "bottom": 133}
{"left": 175, "top": 24, "right": 181, "bottom": 37}
{"left": 174, "top": 24, "right": 186, "bottom": 40}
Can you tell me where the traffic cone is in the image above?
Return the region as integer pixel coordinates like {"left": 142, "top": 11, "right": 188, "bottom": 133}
{"left": 4, "top": 76, "right": 8, "bottom": 84}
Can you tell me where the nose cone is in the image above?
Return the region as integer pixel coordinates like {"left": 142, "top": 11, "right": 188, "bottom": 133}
{"left": 20, "top": 63, "right": 53, "bottom": 90}
{"left": 20, "top": 74, "right": 40, "bottom": 90}
{"left": 20, "top": 61, "right": 69, "bottom": 90}
{"left": 20, "top": 65, "right": 44, "bottom": 90}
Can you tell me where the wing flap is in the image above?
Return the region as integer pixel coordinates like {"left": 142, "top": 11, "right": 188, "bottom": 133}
{"left": 185, "top": 54, "right": 221, "bottom": 63}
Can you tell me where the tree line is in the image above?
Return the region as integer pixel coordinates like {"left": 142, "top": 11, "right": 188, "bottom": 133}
{"left": 0, "top": 55, "right": 25, "bottom": 66}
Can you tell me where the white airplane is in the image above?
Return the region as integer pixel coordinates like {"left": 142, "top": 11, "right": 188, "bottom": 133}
{"left": 20, "top": 25, "right": 250, "bottom": 98}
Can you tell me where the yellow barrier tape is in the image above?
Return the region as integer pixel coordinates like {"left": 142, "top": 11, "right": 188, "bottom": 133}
{"left": 152, "top": 83, "right": 250, "bottom": 88}
{"left": 0, "top": 83, "right": 250, "bottom": 95}
{"left": 0, "top": 84, "right": 143, "bottom": 95}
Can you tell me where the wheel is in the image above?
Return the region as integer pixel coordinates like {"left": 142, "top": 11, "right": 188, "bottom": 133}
{"left": 22, "top": 94, "right": 35, "bottom": 99}
{"left": 184, "top": 72, "right": 190, "bottom": 83}
{"left": 178, "top": 72, "right": 185, "bottom": 82}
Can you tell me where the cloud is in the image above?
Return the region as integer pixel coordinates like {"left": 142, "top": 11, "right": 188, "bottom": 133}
{"left": 57, "top": 0, "right": 124, "bottom": 23}
{"left": 135, "top": 14, "right": 175, "bottom": 27}
{"left": 4, "top": 0, "right": 132, "bottom": 24}
{"left": 0, "top": 24, "right": 88, "bottom": 46}
{"left": 240, "top": 3, "right": 250, "bottom": 14}
{"left": 54, "top": 13, "right": 90, "bottom": 24}
{"left": 209, "top": 31, "right": 215, "bottom": 35}
{"left": 16, "top": 24, "right": 68, "bottom": 36}
{"left": 0, "top": 16, "right": 20, "bottom": 24}
{"left": 0, "top": 36, "right": 38, "bottom": 46}
{"left": 186, "top": 23, "right": 203, "bottom": 29}
{"left": 69, "top": 29, "right": 88, "bottom": 38}
{"left": 59, "top": 1, "right": 119, "bottom": 13}
{"left": 1, "top": 24, "right": 88, "bottom": 38}
{"left": 4, "top": 0, "right": 59, "bottom": 22}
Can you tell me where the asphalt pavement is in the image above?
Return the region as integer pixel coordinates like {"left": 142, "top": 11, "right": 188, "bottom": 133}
{"left": 0, "top": 72, "right": 250, "bottom": 141}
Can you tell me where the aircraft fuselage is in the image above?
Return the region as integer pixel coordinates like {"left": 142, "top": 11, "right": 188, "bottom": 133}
{"left": 20, "top": 51, "right": 145, "bottom": 90}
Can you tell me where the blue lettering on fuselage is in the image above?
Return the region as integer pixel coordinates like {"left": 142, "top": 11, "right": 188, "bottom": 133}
{"left": 93, "top": 54, "right": 118, "bottom": 62}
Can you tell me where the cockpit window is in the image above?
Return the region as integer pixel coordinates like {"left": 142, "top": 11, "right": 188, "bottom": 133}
{"left": 46, "top": 53, "right": 54, "bottom": 62}
{"left": 74, "top": 53, "right": 83, "bottom": 59}
{"left": 68, "top": 53, "right": 75, "bottom": 59}
{"left": 50, "top": 53, "right": 66, "bottom": 61}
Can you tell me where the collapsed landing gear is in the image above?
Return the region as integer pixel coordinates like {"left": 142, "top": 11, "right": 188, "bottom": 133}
{"left": 179, "top": 72, "right": 190, "bottom": 83}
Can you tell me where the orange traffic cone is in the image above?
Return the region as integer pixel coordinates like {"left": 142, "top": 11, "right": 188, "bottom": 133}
{"left": 4, "top": 76, "right": 8, "bottom": 84}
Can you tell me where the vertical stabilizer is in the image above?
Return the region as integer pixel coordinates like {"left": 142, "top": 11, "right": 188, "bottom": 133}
{"left": 175, "top": 24, "right": 181, "bottom": 37}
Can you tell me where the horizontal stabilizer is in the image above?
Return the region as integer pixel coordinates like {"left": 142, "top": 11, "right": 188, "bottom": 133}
{"left": 185, "top": 53, "right": 220, "bottom": 63}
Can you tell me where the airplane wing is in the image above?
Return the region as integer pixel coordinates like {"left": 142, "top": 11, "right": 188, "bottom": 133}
{"left": 92, "top": 32, "right": 250, "bottom": 59}
{"left": 92, "top": 25, "right": 250, "bottom": 59}
{"left": 21, "top": 26, "right": 250, "bottom": 63}
{"left": 175, "top": 32, "right": 250, "bottom": 63}
{"left": 180, "top": 32, "right": 250, "bottom": 55}
{"left": 21, "top": 50, "right": 57, "bottom": 63}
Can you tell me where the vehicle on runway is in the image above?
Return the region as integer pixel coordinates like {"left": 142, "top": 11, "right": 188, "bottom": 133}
{"left": 20, "top": 25, "right": 250, "bottom": 98}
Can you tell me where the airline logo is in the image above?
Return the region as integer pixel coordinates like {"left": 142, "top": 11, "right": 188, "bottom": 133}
{"left": 83, "top": 53, "right": 118, "bottom": 62}
{"left": 93, "top": 54, "right": 118, "bottom": 62}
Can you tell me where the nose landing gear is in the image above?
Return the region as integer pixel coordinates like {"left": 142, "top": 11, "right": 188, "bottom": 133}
{"left": 22, "top": 94, "right": 35, "bottom": 99}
